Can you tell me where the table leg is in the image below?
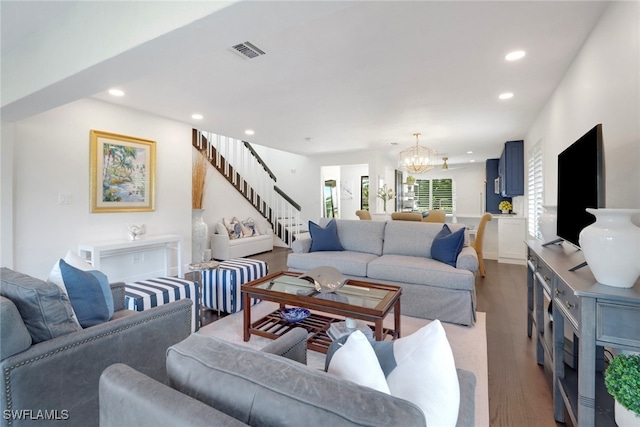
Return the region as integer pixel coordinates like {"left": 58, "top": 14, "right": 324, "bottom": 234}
{"left": 243, "top": 292, "right": 251, "bottom": 342}
{"left": 394, "top": 299, "right": 401, "bottom": 338}
{"left": 374, "top": 319, "right": 383, "bottom": 341}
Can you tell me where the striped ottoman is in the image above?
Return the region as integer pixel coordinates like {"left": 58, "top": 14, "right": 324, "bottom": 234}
{"left": 125, "top": 277, "right": 200, "bottom": 332}
{"left": 202, "top": 258, "right": 267, "bottom": 313}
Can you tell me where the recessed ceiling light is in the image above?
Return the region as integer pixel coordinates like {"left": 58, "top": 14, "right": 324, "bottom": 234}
{"left": 470, "top": 160, "right": 476, "bottom": 163}
{"left": 191, "top": 114, "right": 203, "bottom": 120}
{"left": 108, "top": 89, "right": 124, "bottom": 97}
{"left": 245, "top": 129, "right": 255, "bottom": 136}
{"left": 499, "top": 92, "right": 514, "bottom": 100}
{"left": 467, "top": 151, "right": 473, "bottom": 154}
{"left": 505, "top": 50, "right": 526, "bottom": 61}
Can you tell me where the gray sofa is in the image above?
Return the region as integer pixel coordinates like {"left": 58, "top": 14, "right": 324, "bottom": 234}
{"left": 100, "top": 328, "right": 476, "bottom": 427}
{"left": 287, "top": 219, "right": 479, "bottom": 325}
{"left": 1, "top": 269, "right": 193, "bottom": 427}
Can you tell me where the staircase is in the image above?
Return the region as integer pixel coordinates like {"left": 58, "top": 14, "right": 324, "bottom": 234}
{"left": 192, "top": 129, "right": 306, "bottom": 246}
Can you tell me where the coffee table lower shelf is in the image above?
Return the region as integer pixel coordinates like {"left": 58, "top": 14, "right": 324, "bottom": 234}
{"left": 249, "top": 309, "right": 397, "bottom": 354}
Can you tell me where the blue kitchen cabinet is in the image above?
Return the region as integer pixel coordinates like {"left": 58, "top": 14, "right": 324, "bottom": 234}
{"left": 499, "top": 140, "right": 524, "bottom": 197}
{"left": 486, "top": 158, "right": 511, "bottom": 214}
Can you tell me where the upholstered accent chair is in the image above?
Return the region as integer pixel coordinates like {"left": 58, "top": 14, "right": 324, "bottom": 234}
{"left": 1, "top": 268, "right": 193, "bottom": 427}
{"left": 391, "top": 212, "right": 421, "bottom": 221}
{"left": 391, "top": 210, "right": 446, "bottom": 223}
{"left": 355, "top": 210, "right": 372, "bottom": 220}
{"left": 422, "top": 210, "right": 446, "bottom": 223}
{"left": 470, "top": 213, "right": 493, "bottom": 277}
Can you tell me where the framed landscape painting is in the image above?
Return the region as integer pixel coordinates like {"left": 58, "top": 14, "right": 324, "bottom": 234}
{"left": 90, "top": 130, "right": 156, "bottom": 213}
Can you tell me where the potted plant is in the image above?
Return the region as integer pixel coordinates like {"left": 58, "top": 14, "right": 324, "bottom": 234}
{"left": 377, "top": 184, "right": 396, "bottom": 213}
{"left": 499, "top": 200, "right": 512, "bottom": 214}
{"left": 406, "top": 175, "right": 416, "bottom": 185}
{"left": 192, "top": 151, "right": 209, "bottom": 262}
{"left": 605, "top": 353, "right": 640, "bottom": 426}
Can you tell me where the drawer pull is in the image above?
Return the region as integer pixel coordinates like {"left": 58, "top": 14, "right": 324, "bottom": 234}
{"left": 543, "top": 276, "right": 550, "bottom": 282}
{"left": 565, "top": 301, "right": 575, "bottom": 310}
{"left": 555, "top": 288, "right": 564, "bottom": 296}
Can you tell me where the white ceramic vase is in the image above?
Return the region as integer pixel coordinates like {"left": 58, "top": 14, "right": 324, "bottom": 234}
{"left": 615, "top": 400, "right": 640, "bottom": 427}
{"left": 192, "top": 209, "right": 209, "bottom": 263}
{"left": 539, "top": 205, "right": 559, "bottom": 242}
{"left": 578, "top": 208, "right": 640, "bottom": 288}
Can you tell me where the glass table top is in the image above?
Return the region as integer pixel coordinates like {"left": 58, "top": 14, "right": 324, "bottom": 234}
{"left": 254, "top": 274, "right": 392, "bottom": 309}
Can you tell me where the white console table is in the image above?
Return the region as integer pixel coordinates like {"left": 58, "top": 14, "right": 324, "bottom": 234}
{"left": 78, "top": 234, "right": 183, "bottom": 279}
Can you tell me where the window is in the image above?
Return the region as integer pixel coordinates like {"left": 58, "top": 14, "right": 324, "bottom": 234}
{"left": 414, "top": 178, "right": 454, "bottom": 213}
{"left": 527, "top": 142, "right": 543, "bottom": 239}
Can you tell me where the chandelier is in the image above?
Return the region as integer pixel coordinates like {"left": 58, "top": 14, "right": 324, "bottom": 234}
{"left": 398, "top": 133, "right": 438, "bottom": 174}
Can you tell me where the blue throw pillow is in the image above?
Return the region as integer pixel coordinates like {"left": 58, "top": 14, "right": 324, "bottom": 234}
{"left": 431, "top": 224, "right": 466, "bottom": 267}
{"left": 309, "top": 219, "right": 343, "bottom": 252}
{"left": 59, "top": 260, "right": 114, "bottom": 327}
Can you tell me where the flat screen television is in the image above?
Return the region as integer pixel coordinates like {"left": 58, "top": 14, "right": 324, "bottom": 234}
{"left": 555, "top": 124, "right": 605, "bottom": 248}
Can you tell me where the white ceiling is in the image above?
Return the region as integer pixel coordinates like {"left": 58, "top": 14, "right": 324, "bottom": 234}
{"left": 2, "top": 1, "right": 609, "bottom": 166}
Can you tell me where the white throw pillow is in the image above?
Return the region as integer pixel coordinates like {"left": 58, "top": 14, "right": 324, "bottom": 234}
{"left": 387, "top": 320, "right": 460, "bottom": 426}
{"left": 327, "top": 330, "right": 390, "bottom": 394}
{"left": 48, "top": 250, "right": 95, "bottom": 326}
{"left": 215, "top": 222, "right": 227, "bottom": 235}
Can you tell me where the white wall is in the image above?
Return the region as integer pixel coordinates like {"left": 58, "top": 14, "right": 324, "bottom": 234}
{"left": 311, "top": 149, "right": 395, "bottom": 217}
{"left": 3, "top": 2, "right": 230, "bottom": 111}
{"left": 1, "top": 122, "right": 15, "bottom": 268}
{"left": 199, "top": 148, "right": 286, "bottom": 248}
{"left": 9, "top": 98, "right": 192, "bottom": 280}
{"left": 338, "top": 164, "right": 369, "bottom": 220}
{"left": 525, "top": 1, "right": 640, "bottom": 218}
{"left": 251, "top": 144, "right": 322, "bottom": 225}
{"left": 200, "top": 143, "right": 320, "bottom": 245}
{"left": 407, "top": 163, "right": 487, "bottom": 217}
{"left": 309, "top": 150, "right": 486, "bottom": 220}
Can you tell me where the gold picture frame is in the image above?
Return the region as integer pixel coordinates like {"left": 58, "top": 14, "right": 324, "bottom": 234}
{"left": 90, "top": 130, "right": 156, "bottom": 213}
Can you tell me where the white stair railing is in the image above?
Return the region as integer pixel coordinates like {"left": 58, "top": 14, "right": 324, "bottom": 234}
{"left": 194, "top": 130, "right": 302, "bottom": 246}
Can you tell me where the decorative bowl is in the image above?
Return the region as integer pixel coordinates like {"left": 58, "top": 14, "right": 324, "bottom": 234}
{"left": 299, "top": 266, "right": 347, "bottom": 293}
{"left": 280, "top": 307, "right": 310, "bottom": 323}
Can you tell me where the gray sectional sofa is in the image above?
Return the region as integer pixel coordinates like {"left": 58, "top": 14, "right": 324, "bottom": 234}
{"left": 100, "top": 328, "right": 477, "bottom": 427}
{"left": 287, "top": 219, "right": 479, "bottom": 325}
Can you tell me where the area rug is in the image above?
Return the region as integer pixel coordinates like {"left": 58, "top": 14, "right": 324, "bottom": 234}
{"left": 198, "top": 301, "right": 489, "bottom": 426}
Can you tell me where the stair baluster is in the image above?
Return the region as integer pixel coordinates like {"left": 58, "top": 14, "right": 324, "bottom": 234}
{"left": 192, "top": 129, "right": 304, "bottom": 246}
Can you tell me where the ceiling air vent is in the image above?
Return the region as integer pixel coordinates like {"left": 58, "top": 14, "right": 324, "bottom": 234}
{"left": 229, "top": 41, "right": 266, "bottom": 60}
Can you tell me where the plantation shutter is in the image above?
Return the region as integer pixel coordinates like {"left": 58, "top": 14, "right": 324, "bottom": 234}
{"left": 527, "top": 142, "right": 543, "bottom": 239}
{"left": 415, "top": 179, "right": 430, "bottom": 210}
{"left": 432, "top": 179, "right": 453, "bottom": 213}
{"left": 413, "top": 179, "right": 454, "bottom": 212}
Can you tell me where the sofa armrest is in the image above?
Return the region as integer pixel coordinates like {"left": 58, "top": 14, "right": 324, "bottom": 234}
{"left": 109, "top": 282, "right": 126, "bottom": 312}
{"left": 456, "top": 246, "right": 479, "bottom": 272}
{"left": 260, "top": 327, "right": 307, "bottom": 364}
{"left": 100, "top": 364, "right": 246, "bottom": 427}
{"left": 211, "top": 233, "right": 231, "bottom": 260}
{"left": 456, "top": 368, "right": 476, "bottom": 427}
{"left": 1, "top": 299, "right": 193, "bottom": 427}
{"left": 291, "top": 237, "right": 312, "bottom": 253}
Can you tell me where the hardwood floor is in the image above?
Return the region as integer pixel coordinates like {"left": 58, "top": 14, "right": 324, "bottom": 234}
{"left": 206, "top": 247, "right": 567, "bottom": 427}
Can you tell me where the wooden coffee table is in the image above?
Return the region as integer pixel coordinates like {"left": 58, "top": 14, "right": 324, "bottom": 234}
{"left": 241, "top": 271, "right": 402, "bottom": 353}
